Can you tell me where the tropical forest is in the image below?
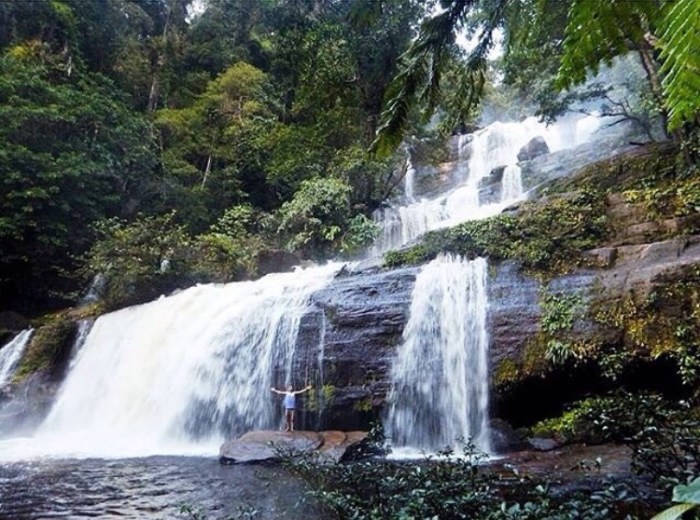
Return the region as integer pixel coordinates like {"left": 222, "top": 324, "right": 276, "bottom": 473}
{"left": 0, "top": 0, "right": 699, "bottom": 518}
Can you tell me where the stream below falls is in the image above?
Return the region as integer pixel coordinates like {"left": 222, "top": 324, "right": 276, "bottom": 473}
{"left": 0, "top": 456, "right": 319, "bottom": 519}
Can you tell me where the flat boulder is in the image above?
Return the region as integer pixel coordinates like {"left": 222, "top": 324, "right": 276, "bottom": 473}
{"left": 219, "top": 430, "right": 368, "bottom": 465}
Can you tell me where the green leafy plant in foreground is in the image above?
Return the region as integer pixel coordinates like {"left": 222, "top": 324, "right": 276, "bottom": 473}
{"left": 652, "top": 478, "right": 700, "bottom": 520}
{"left": 282, "top": 438, "right": 659, "bottom": 519}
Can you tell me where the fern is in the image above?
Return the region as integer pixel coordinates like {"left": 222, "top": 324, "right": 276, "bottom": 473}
{"left": 556, "top": 0, "right": 659, "bottom": 90}
{"left": 658, "top": 0, "right": 700, "bottom": 130}
{"left": 371, "top": 0, "right": 503, "bottom": 157}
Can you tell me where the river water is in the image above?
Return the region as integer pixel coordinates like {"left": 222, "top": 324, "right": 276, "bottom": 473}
{"left": 0, "top": 456, "right": 318, "bottom": 519}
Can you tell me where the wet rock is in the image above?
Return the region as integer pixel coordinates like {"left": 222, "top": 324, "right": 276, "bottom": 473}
{"left": 298, "top": 267, "right": 417, "bottom": 430}
{"left": 519, "top": 121, "right": 641, "bottom": 191}
{"left": 528, "top": 437, "right": 561, "bottom": 452}
{"left": 219, "top": 430, "right": 368, "bottom": 464}
{"left": 0, "top": 312, "right": 30, "bottom": 336}
{"left": 487, "top": 443, "right": 633, "bottom": 481}
{"left": 517, "top": 136, "right": 550, "bottom": 162}
{"left": 318, "top": 430, "right": 372, "bottom": 462}
{"left": 583, "top": 247, "right": 618, "bottom": 268}
{"left": 220, "top": 431, "right": 323, "bottom": 464}
{"left": 478, "top": 166, "right": 506, "bottom": 205}
{"left": 487, "top": 261, "right": 543, "bottom": 369}
{"left": 490, "top": 418, "right": 528, "bottom": 453}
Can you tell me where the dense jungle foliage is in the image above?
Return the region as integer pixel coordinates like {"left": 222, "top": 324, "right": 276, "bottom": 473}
{"left": 282, "top": 393, "right": 700, "bottom": 520}
{"left": 0, "top": 0, "right": 698, "bottom": 315}
{"left": 0, "top": 0, "right": 422, "bottom": 311}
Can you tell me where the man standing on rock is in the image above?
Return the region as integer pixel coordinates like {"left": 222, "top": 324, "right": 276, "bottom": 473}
{"left": 270, "top": 384, "right": 312, "bottom": 432}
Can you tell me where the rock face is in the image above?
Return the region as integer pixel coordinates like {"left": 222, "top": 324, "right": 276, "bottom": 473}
{"left": 219, "top": 430, "right": 368, "bottom": 464}
{"left": 292, "top": 265, "right": 417, "bottom": 431}
{"left": 478, "top": 166, "right": 506, "bottom": 205}
{"left": 292, "top": 232, "right": 700, "bottom": 435}
{"left": 519, "top": 119, "right": 643, "bottom": 192}
{"left": 517, "top": 136, "right": 549, "bottom": 162}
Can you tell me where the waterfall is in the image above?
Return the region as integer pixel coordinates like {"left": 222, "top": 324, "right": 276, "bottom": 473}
{"left": 574, "top": 114, "right": 601, "bottom": 145}
{"left": 371, "top": 115, "right": 601, "bottom": 255}
{"left": 501, "top": 165, "right": 523, "bottom": 202}
{"left": 386, "top": 254, "right": 491, "bottom": 454}
{"left": 371, "top": 201, "right": 447, "bottom": 256}
{"left": 4, "top": 264, "right": 340, "bottom": 458}
{"left": 0, "top": 330, "right": 33, "bottom": 387}
{"left": 404, "top": 157, "right": 416, "bottom": 201}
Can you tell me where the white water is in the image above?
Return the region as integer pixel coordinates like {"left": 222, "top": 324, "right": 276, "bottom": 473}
{"left": 386, "top": 255, "right": 491, "bottom": 454}
{"left": 0, "top": 264, "right": 341, "bottom": 460}
{"left": 404, "top": 157, "right": 416, "bottom": 201}
{"left": 372, "top": 115, "right": 602, "bottom": 254}
{"left": 0, "top": 330, "right": 33, "bottom": 386}
{"left": 501, "top": 165, "right": 523, "bottom": 202}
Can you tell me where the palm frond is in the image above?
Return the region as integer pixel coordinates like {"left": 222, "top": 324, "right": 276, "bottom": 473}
{"left": 556, "top": 0, "right": 659, "bottom": 90}
{"left": 658, "top": 0, "right": 700, "bottom": 129}
{"left": 371, "top": 0, "right": 505, "bottom": 157}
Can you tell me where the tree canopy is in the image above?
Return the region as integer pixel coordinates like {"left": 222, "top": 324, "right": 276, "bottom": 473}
{"left": 0, "top": 0, "right": 697, "bottom": 313}
{"left": 373, "top": 0, "right": 700, "bottom": 154}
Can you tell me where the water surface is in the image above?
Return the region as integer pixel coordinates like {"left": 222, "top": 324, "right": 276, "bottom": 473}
{"left": 0, "top": 456, "right": 319, "bottom": 519}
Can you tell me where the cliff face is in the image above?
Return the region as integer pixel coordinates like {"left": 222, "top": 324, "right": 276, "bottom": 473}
{"left": 298, "top": 266, "right": 417, "bottom": 430}
{"left": 300, "top": 239, "right": 700, "bottom": 432}
{"left": 296, "top": 144, "right": 700, "bottom": 433}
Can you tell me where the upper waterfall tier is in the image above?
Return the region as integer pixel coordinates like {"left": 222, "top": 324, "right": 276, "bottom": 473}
{"left": 371, "top": 115, "right": 602, "bottom": 255}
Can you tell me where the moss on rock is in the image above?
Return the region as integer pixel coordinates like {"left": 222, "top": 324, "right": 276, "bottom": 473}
{"left": 494, "top": 358, "right": 520, "bottom": 389}
{"left": 14, "top": 316, "right": 77, "bottom": 382}
{"left": 384, "top": 189, "right": 609, "bottom": 279}
{"left": 593, "top": 263, "right": 700, "bottom": 386}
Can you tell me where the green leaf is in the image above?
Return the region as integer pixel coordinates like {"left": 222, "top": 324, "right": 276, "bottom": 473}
{"left": 658, "top": 0, "right": 700, "bottom": 129}
{"left": 673, "top": 478, "right": 700, "bottom": 505}
{"left": 650, "top": 503, "right": 696, "bottom": 520}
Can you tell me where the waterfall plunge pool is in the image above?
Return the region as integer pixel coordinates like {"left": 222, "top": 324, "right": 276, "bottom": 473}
{"left": 0, "top": 456, "right": 320, "bottom": 519}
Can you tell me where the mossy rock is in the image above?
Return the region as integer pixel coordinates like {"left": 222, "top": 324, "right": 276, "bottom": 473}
{"left": 13, "top": 317, "right": 77, "bottom": 382}
{"left": 494, "top": 358, "right": 521, "bottom": 390}
{"left": 383, "top": 189, "right": 609, "bottom": 279}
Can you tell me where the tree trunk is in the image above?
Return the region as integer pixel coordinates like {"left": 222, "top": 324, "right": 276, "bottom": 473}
{"left": 201, "top": 155, "right": 212, "bottom": 189}
{"left": 638, "top": 38, "right": 692, "bottom": 165}
{"left": 147, "top": 74, "right": 160, "bottom": 112}
{"left": 147, "top": 5, "right": 173, "bottom": 112}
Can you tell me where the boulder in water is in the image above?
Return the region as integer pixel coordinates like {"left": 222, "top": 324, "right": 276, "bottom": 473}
{"left": 517, "top": 136, "right": 550, "bottom": 162}
{"left": 489, "top": 418, "right": 528, "bottom": 453}
{"left": 219, "top": 430, "right": 368, "bottom": 464}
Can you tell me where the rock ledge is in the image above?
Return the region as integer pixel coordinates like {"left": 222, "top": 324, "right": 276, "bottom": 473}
{"left": 219, "top": 430, "right": 368, "bottom": 464}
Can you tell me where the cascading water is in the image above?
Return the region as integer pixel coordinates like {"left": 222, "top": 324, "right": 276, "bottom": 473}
{"left": 385, "top": 254, "right": 491, "bottom": 454}
{"left": 404, "top": 157, "right": 416, "bottom": 201}
{"left": 0, "top": 330, "right": 33, "bottom": 387}
{"left": 0, "top": 264, "right": 340, "bottom": 459}
{"left": 372, "top": 115, "right": 602, "bottom": 254}
{"left": 501, "top": 165, "right": 523, "bottom": 202}
{"left": 1, "top": 113, "right": 605, "bottom": 462}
